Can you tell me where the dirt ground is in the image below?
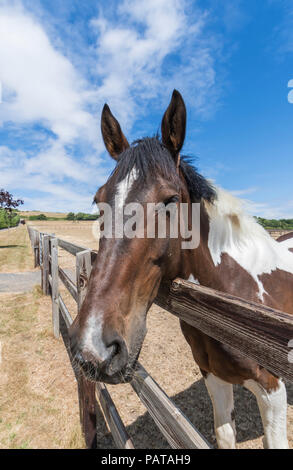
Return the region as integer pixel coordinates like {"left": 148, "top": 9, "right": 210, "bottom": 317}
{"left": 0, "top": 221, "right": 292, "bottom": 449}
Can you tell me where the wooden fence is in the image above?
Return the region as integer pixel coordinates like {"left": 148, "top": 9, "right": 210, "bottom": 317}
{"left": 27, "top": 225, "right": 293, "bottom": 449}
{"left": 268, "top": 229, "right": 293, "bottom": 240}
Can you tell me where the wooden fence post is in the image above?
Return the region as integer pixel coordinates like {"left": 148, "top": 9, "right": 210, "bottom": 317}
{"left": 51, "top": 238, "right": 59, "bottom": 338}
{"left": 42, "top": 235, "right": 50, "bottom": 295}
{"left": 34, "top": 231, "right": 40, "bottom": 268}
{"left": 39, "top": 232, "right": 43, "bottom": 282}
{"left": 27, "top": 226, "right": 33, "bottom": 246}
{"left": 76, "top": 250, "right": 97, "bottom": 449}
{"left": 27, "top": 227, "right": 39, "bottom": 268}
{"left": 76, "top": 250, "right": 92, "bottom": 311}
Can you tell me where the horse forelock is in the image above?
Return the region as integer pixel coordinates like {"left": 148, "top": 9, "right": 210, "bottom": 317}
{"left": 106, "top": 136, "right": 216, "bottom": 204}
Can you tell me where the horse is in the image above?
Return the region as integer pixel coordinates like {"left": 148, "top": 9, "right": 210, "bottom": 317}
{"left": 69, "top": 90, "right": 293, "bottom": 449}
{"left": 277, "top": 232, "right": 293, "bottom": 253}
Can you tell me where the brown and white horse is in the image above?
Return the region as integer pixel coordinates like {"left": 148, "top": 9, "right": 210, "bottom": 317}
{"left": 69, "top": 90, "right": 293, "bottom": 449}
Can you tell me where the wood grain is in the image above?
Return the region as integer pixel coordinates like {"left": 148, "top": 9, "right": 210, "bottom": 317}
{"left": 58, "top": 238, "right": 88, "bottom": 256}
{"left": 156, "top": 279, "right": 293, "bottom": 381}
{"left": 96, "top": 382, "right": 134, "bottom": 449}
{"left": 76, "top": 250, "right": 92, "bottom": 312}
{"left": 131, "top": 363, "right": 212, "bottom": 449}
{"left": 58, "top": 266, "right": 78, "bottom": 302}
{"left": 51, "top": 237, "right": 60, "bottom": 338}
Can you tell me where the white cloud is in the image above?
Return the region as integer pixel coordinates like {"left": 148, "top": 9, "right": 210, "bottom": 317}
{"left": 230, "top": 187, "right": 258, "bottom": 197}
{"left": 0, "top": 0, "right": 223, "bottom": 211}
{"left": 0, "top": 2, "right": 97, "bottom": 144}
{"left": 243, "top": 198, "right": 293, "bottom": 219}
{"left": 92, "top": 0, "right": 218, "bottom": 127}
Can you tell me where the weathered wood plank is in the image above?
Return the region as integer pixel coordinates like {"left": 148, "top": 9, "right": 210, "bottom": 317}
{"left": 58, "top": 266, "right": 78, "bottom": 302}
{"left": 155, "top": 279, "right": 293, "bottom": 382}
{"left": 59, "top": 295, "right": 73, "bottom": 329}
{"left": 76, "top": 250, "right": 92, "bottom": 312}
{"left": 96, "top": 382, "right": 134, "bottom": 449}
{"left": 51, "top": 238, "right": 59, "bottom": 338}
{"left": 131, "top": 363, "right": 211, "bottom": 449}
{"left": 58, "top": 238, "right": 88, "bottom": 256}
{"left": 27, "top": 227, "right": 40, "bottom": 267}
{"left": 41, "top": 235, "right": 50, "bottom": 295}
{"left": 27, "top": 226, "right": 34, "bottom": 247}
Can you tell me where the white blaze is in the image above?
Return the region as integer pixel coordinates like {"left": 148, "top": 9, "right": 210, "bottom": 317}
{"left": 116, "top": 167, "right": 139, "bottom": 211}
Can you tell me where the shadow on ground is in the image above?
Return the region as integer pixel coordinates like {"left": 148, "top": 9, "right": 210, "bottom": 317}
{"left": 0, "top": 244, "right": 26, "bottom": 249}
{"left": 59, "top": 313, "right": 293, "bottom": 449}
{"left": 96, "top": 376, "right": 293, "bottom": 449}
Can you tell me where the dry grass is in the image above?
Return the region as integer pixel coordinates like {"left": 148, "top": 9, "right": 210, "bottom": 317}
{"left": 0, "top": 225, "right": 35, "bottom": 273}
{"left": 19, "top": 211, "right": 67, "bottom": 219}
{"left": 0, "top": 220, "right": 292, "bottom": 449}
{"left": 28, "top": 220, "right": 99, "bottom": 270}
{"left": 0, "top": 287, "right": 84, "bottom": 449}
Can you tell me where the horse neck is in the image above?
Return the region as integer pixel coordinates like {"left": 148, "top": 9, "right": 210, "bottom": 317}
{"left": 184, "top": 199, "right": 261, "bottom": 298}
{"left": 183, "top": 201, "right": 221, "bottom": 287}
{"left": 185, "top": 198, "right": 293, "bottom": 311}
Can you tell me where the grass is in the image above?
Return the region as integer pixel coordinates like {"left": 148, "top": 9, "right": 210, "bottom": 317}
{"left": 19, "top": 211, "right": 67, "bottom": 219}
{"left": 0, "top": 287, "right": 85, "bottom": 449}
{"left": 1, "top": 220, "right": 291, "bottom": 449}
{"left": 0, "top": 225, "right": 34, "bottom": 273}
{"left": 0, "top": 226, "right": 85, "bottom": 448}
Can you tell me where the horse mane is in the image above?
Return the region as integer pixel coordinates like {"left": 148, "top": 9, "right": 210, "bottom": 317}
{"left": 113, "top": 136, "right": 216, "bottom": 203}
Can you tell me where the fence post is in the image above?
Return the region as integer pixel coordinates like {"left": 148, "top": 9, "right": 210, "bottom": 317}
{"left": 34, "top": 231, "right": 40, "bottom": 268}
{"left": 41, "top": 235, "right": 50, "bottom": 295}
{"left": 27, "top": 226, "right": 33, "bottom": 246}
{"left": 76, "top": 250, "right": 97, "bottom": 449}
{"left": 76, "top": 250, "right": 92, "bottom": 311}
{"left": 51, "top": 238, "right": 59, "bottom": 338}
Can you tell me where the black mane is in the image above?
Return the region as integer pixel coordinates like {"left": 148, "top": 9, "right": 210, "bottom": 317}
{"left": 112, "top": 137, "right": 216, "bottom": 203}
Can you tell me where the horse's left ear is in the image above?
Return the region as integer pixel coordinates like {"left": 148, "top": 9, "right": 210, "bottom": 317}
{"left": 101, "top": 104, "right": 129, "bottom": 160}
{"left": 161, "top": 89, "right": 186, "bottom": 163}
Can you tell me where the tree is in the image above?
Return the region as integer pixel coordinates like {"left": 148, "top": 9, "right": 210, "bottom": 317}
{"left": 0, "top": 189, "right": 23, "bottom": 228}
{"left": 37, "top": 214, "right": 47, "bottom": 220}
{"left": 66, "top": 212, "right": 76, "bottom": 220}
{"left": 0, "top": 189, "right": 24, "bottom": 212}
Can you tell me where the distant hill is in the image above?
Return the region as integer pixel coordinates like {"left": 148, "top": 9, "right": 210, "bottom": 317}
{"left": 19, "top": 211, "right": 67, "bottom": 219}
{"left": 20, "top": 211, "right": 99, "bottom": 221}
{"left": 256, "top": 217, "right": 293, "bottom": 231}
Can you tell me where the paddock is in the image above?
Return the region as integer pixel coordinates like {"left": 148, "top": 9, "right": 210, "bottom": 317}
{"left": 25, "top": 224, "right": 293, "bottom": 449}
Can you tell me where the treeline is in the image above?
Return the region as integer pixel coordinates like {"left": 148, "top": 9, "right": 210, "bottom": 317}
{"left": 27, "top": 212, "right": 99, "bottom": 221}
{"left": 0, "top": 209, "right": 20, "bottom": 229}
{"left": 66, "top": 212, "right": 99, "bottom": 221}
{"left": 256, "top": 217, "right": 293, "bottom": 230}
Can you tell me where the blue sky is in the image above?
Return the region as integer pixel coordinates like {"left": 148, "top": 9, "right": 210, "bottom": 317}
{"left": 0, "top": 0, "right": 292, "bottom": 217}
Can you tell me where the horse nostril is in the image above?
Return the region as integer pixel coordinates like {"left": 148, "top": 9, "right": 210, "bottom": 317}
{"left": 105, "top": 337, "right": 128, "bottom": 376}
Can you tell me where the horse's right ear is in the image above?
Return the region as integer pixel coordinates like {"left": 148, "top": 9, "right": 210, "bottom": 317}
{"left": 161, "top": 90, "right": 186, "bottom": 163}
{"left": 101, "top": 104, "right": 129, "bottom": 160}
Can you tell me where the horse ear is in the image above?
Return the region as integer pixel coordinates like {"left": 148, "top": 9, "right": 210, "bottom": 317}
{"left": 101, "top": 104, "right": 129, "bottom": 160}
{"left": 161, "top": 90, "right": 186, "bottom": 163}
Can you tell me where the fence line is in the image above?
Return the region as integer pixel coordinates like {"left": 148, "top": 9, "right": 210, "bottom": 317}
{"left": 27, "top": 225, "right": 211, "bottom": 449}
{"left": 26, "top": 225, "right": 293, "bottom": 449}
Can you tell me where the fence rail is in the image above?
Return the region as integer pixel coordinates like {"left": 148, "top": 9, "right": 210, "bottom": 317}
{"left": 27, "top": 225, "right": 212, "bottom": 449}
{"left": 26, "top": 225, "right": 293, "bottom": 449}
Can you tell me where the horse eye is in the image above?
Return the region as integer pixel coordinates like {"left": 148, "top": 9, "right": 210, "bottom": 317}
{"left": 163, "top": 195, "right": 179, "bottom": 206}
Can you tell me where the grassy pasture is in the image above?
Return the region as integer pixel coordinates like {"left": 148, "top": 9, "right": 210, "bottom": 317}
{"left": 0, "top": 225, "right": 34, "bottom": 273}
{"left": 19, "top": 211, "right": 67, "bottom": 219}
{"left": 0, "top": 221, "right": 292, "bottom": 448}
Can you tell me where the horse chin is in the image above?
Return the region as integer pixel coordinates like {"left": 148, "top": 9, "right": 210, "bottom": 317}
{"left": 79, "top": 361, "right": 137, "bottom": 385}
